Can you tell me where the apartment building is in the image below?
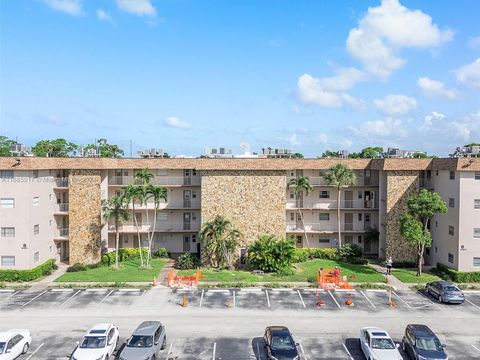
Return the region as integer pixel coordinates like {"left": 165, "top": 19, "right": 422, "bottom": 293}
{"left": 1, "top": 157, "right": 479, "bottom": 271}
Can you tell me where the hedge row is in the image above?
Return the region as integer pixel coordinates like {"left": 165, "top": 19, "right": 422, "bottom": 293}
{"left": 292, "top": 245, "right": 368, "bottom": 265}
{"left": 435, "top": 263, "right": 480, "bottom": 283}
{"left": 0, "top": 259, "right": 56, "bottom": 282}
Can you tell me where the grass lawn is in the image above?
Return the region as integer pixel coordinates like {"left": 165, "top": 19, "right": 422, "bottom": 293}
{"left": 392, "top": 268, "right": 441, "bottom": 283}
{"left": 55, "top": 258, "right": 168, "bottom": 282}
{"left": 178, "top": 259, "right": 385, "bottom": 283}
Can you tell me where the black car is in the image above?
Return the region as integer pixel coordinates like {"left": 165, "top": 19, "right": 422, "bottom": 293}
{"left": 402, "top": 324, "right": 448, "bottom": 360}
{"left": 425, "top": 280, "right": 464, "bottom": 304}
{"left": 264, "top": 326, "right": 300, "bottom": 360}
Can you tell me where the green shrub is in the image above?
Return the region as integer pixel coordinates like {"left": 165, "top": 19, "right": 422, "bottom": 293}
{"left": 0, "top": 259, "right": 56, "bottom": 282}
{"left": 435, "top": 263, "right": 480, "bottom": 283}
{"left": 153, "top": 248, "right": 169, "bottom": 258}
{"left": 292, "top": 248, "right": 338, "bottom": 263}
{"left": 67, "top": 263, "right": 88, "bottom": 272}
{"left": 101, "top": 248, "right": 149, "bottom": 266}
{"left": 338, "top": 243, "right": 363, "bottom": 261}
{"left": 248, "top": 235, "right": 296, "bottom": 272}
{"left": 176, "top": 253, "right": 200, "bottom": 270}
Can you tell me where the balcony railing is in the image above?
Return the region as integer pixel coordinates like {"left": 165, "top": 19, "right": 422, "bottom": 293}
{"left": 55, "top": 228, "right": 69, "bottom": 238}
{"left": 286, "top": 223, "right": 376, "bottom": 232}
{"left": 419, "top": 179, "right": 433, "bottom": 189}
{"left": 55, "top": 203, "right": 69, "bottom": 212}
{"left": 109, "top": 176, "right": 201, "bottom": 186}
{"left": 54, "top": 178, "right": 69, "bottom": 188}
{"left": 109, "top": 222, "right": 201, "bottom": 232}
{"left": 287, "top": 177, "right": 379, "bottom": 187}
{"left": 286, "top": 199, "right": 378, "bottom": 209}
{"left": 127, "top": 199, "right": 201, "bottom": 210}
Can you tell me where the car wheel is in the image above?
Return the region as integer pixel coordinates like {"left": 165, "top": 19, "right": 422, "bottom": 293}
{"left": 402, "top": 341, "right": 406, "bottom": 352}
{"left": 161, "top": 337, "right": 166, "bottom": 350}
{"left": 438, "top": 295, "right": 443, "bottom": 303}
{"left": 22, "top": 342, "right": 30, "bottom": 354}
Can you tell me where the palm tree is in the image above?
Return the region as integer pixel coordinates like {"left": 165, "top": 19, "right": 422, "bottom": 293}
{"left": 123, "top": 184, "right": 145, "bottom": 267}
{"left": 134, "top": 168, "right": 154, "bottom": 261}
{"left": 146, "top": 184, "right": 168, "bottom": 266}
{"left": 324, "top": 164, "right": 357, "bottom": 248}
{"left": 287, "top": 176, "right": 313, "bottom": 249}
{"left": 102, "top": 194, "right": 129, "bottom": 268}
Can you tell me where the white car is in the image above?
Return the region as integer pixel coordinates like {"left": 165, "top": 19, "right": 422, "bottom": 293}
{"left": 360, "top": 327, "right": 402, "bottom": 360}
{"left": 71, "top": 323, "right": 119, "bottom": 360}
{"left": 0, "top": 329, "right": 31, "bottom": 360}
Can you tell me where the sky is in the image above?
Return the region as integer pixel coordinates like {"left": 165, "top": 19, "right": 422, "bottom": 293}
{"left": 1, "top": 0, "right": 479, "bottom": 157}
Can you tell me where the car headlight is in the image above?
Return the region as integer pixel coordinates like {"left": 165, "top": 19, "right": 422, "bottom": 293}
{"left": 417, "top": 356, "right": 427, "bottom": 360}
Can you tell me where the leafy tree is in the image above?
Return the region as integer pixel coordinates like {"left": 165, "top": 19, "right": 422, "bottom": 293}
{"left": 0, "top": 135, "right": 15, "bottom": 156}
{"left": 146, "top": 184, "right": 167, "bottom": 266}
{"left": 248, "top": 235, "right": 296, "bottom": 272}
{"left": 287, "top": 176, "right": 313, "bottom": 249}
{"left": 324, "top": 164, "right": 357, "bottom": 248}
{"left": 122, "top": 184, "right": 145, "bottom": 267}
{"left": 359, "top": 146, "right": 384, "bottom": 159}
{"left": 32, "top": 138, "right": 78, "bottom": 157}
{"left": 83, "top": 142, "right": 124, "bottom": 157}
{"left": 200, "top": 215, "right": 241, "bottom": 269}
{"left": 320, "top": 150, "right": 342, "bottom": 158}
{"left": 412, "top": 152, "right": 429, "bottom": 158}
{"left": 291, "top": 152, "right": 304, "bottom": 158}
{"left": 400, "top": 189, "right": 448, "bottom": 275}
{"left": 102, "top": 194, "right": 129, "bottom": 267}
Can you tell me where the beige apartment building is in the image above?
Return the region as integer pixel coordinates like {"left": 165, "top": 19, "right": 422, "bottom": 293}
{"left": 0, "top": 157, "right": 479, "bottom": 272}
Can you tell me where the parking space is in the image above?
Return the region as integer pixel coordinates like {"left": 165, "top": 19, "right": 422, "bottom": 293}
{"left": 169, "top": 288, "right": 203, "bottom": 307}
{"left": 200, "top": 289, "right": 235, "bottom": 309}
{"left": 0, "top": 290, "right": 48, "bottom": 310}
{"left": 100, "top": 288, "right": 144, "bottom": 306}
{"left": 464, "top": 292, "right": 480, "bottom": 311}
{"left": 299, "top": 337, "right": 357, "bottom": 359}
{"left": 235, "top": 288, "right": 268, "bottom": 309}
{"left": 25, "top": 289, "right": 78, "bottom": 309}
{"left": 0, "top": 290, "right": 17, "bottom": 304}
{"left": 299, "top": 289, "right": 341, "bottom": 310}
{"left": 391, "top": 289, "right": 436, "bottom": 310}
{"left": 267, "top": 289, "right": 305, "bottom": 310}
{"left": 331, "top": 289, "right": 375, "bottom": 312}
{"left": 362, "top": 289, "right": 412, "bottom": 311}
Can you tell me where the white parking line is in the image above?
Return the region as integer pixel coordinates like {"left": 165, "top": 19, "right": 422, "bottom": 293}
{"left": 265, "top": 289, "right": 271, "bottom": 308}
{"left": 302, "top": 288, "right": 325, "bottom": 292}
{"left": 273, "top": 288, "right": 294, "bottom": 291}
{"left": 117, "top": 288, "right": 141, "bottom": 292}
{"left": 60, "top": 290, "right": 81, "bottom": 307}
{"left": 359, "top": 290, "right": 376, "bottom": 309}
{"left": 21, "top": 290, "right": 47, "bottom": 308}
{"left": 417, "top": 291, "right": 435, "bottom": 305}
{"left": 298, "top": 342, "right": 308, "bottom": 360}
{"left": 233, "top": 290, "right": 236, "bottom": 308}
{"left": 240, "top": 288, "right": 262, "bottom": 292}
{"left": 99, "top": 289, "right": 114, "bottom": 304}
{"left": 297, "top": 290, "right": 306, "bottom": 308}
{"left": 208, "top": 289, "right": 230, "bottom": 293}
{"left": 141, "top": 289, "right": 147, "bottom": 296}
{"left": 0, "top": 290, "right": 20, "bottom": 303}
{"left": 165, "top": 342, "right": 173, "bottom": 360}
{"left": 342, "top": 343, "right": 354, "bottom": 360}
{"left": 328, "top": 290, "right": 341, "bottom": 308}
{"left": 212, "top": 342, "right": 216, "bottom": 360}
{"left": 465, "top": 298, "right": 480, "bottom": 310}
{"left": 50, "top": 288, "right": 73, "bottom": 292}
{"left": 365, "top": 289, "right": 387, "bottom": 292}
{"left": 472, "top": 344, "right": 480, "bottom": 353}
{"left": 0, "top": 289, "right": 15, "bottom": 292}
{"left": 86, "top": 288, "right": 108, "bottom": 292}
{"left": 199, "top": 289, "right": 204, "bottom": 307}
{"left": 26, "top": 343, "right": 44, "bottom": 360}
{"left": 392, "top": 291, "right": 412, "bottom": 308}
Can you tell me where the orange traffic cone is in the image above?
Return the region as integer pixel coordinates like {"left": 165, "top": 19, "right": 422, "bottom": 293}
{"left": 346, "top": 299, "right": 354, "bottom": 306}
{"left": 316, "top": 299, "right": 325, "bottom": 307}
{"left": 181, "top": 294, "right": 187, "bottom": 307}
{"left": 226, "top": 298, "right": 232, "bottom": 308}
{"left": 153, "top": 277, "right": 158, "bottom": 287}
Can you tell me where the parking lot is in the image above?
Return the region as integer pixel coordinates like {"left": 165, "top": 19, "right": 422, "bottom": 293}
{"left": 1, "top": 287, "right": 480, "bottom": 359}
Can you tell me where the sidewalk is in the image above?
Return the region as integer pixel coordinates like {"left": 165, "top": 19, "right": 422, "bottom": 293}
{"left": 369, "top": 263, "right": 410, "bottom": 290}
{"left": 27, "top": 262, "right": 69, "bottom": 292}
{"left": 156, "top": 259, "right": 175, "bottom": 286}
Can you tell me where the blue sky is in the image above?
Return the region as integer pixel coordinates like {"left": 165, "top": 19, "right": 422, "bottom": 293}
{"left": 1, "top": 0, "right": 479, "bottom": 157}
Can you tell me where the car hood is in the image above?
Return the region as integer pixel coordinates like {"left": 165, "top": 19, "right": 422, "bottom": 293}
{"left": 416, "top": 348, "right": 448, "bottom": 359}
{"left": 119, "top": 346, "right": 152, "bottom": 359}
{"left": 72, "top": 347, "right": 107, "bottom": 360}
{"left": 271, "top": 347, "right": 299, "bottom": 359}
{"left": 371, "top": 348, "right": 402, "bottom": 360}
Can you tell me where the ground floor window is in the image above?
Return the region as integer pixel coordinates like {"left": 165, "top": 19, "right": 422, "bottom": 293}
{"left": 34, "top": 251, "right": 40, "bottom": 263}
{"left": 319, "top": 238, "right": 330, "bottom": 244}
{"left": 1, "top": 256, "right": 15, "bottom": 266}
{"left": 473, "top": 258, "right": 480, "bottom": 267}
{"left": 448, "top": 253, "right": 454, "bottom": 263}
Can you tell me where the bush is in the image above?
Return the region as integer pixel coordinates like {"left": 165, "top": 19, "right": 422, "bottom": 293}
{"left": 67, "top": 263, "right": 88, "bottom": 272}
{"left": 435, "top": 263, "right": 480, "bottom": 283}
{"left": 338, "top": 243, "right": 363, "bottom": 261}
{"left": 248, "top": 235, "right": 296, "bottom": 272}
{"left": 153, "top": 248, "right": 169, "bottom": 258}
{"left": 0, "top": 259, "right": 56, "bottom": 282}
{"left": 101, "top": 248, "right": 149, "bottom": 266}
{"left": 292, "top": 248, "right": 338, "bottom": 262}
{"left": 176, "top": 253, "right": 200, "bottom": 270}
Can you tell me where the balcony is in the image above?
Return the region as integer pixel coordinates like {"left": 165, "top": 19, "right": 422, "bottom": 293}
{"left": 286, "top": 199, "right": 378, "bottom": 210}
{"left": 54, "top": 203, "right": 69, "bottom": 213}
{"left": 287, "top": 177, "right": 379, "bottom": 187}
{"left": 419, "top": 179, "right": 433, "bottom": 189}
{"left": 286, "top": 223, "right": 376, "bottom": 233}
{"left": 54, "top": 178, "right": 69, "bottom": 188}
{"left": 108, "top": 221, "right": 201, "bottom": 233}
{"left": 108, "top": 176, "right": 201, "bottom": 186}
{"left": 127, "top": 199, "right": 201, "bottom": 210}
{"left": 54, "top": 227, "right": 69, "bottom": 240}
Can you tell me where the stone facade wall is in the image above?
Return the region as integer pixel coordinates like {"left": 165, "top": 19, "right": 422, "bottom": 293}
{"left": 69, "top": 170, "right": 102, "bottom": 264}
{"left": 201, "top": 170, "right": 287, "bottom": 247}
{"left": 385, "top": 170, "right": 419, "bottom": 261}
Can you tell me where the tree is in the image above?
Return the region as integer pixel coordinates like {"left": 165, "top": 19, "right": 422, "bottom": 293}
{"left": 359, "top": 146, "right": 384, "bottom": 159}
{"left": 134, "top": 168, "right": 154, "bottom": 265}
{"left": 102, "top": 194, "right": 129, "bottom": 268}
{"left": 412, "top": 152, "right": 429, "bottom": 158}
{"left": 200, "top": 215, "right": 241, "bottom": 269}
{"left": 400, "top": 189, "right": 448, "bottom": 275}
{"left": 0, "top": 136, "right": 15, "bottom": 156}
{"left": 320, "top": 150, "right": 342, "bottom": 158}
{"left": 248, "top": 235, "right": 296, "bottom": 272}
{"left": 123, "top": 184, "right": 145, "bottom": 267}
{"left": 291, "top": 152, "right": 304, "bottom": 159}
{"left": 287, "top": 176, "right": 313, "bottom": 249}
{"left": 83, "top": 142, "right": 124, "bottom": 158}
{"left": 146, "top": 184, "right": 167, "bottom": 266}
{"left": 324, "top": 164, "right": 357, "bottom": 248}
{"left": 32, "top": 139, "right": 78, "bottom": 157}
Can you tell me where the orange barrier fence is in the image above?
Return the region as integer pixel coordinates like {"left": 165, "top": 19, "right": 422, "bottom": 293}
{"left": 167, "top": 270, "right": 205, "bottom": 289}
{"left": 317, "top": 268, "right": 353, "bottom": 290}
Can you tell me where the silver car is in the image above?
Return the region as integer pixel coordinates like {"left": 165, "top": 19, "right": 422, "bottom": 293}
{"left": 425, "top": 280, "right": 465, "bottom": 304}
{"left": 118, "top": 321, "right": 166, "bottom": 360}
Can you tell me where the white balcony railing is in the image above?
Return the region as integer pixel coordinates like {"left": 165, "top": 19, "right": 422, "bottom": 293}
{"left": 287, "top": 177, "right": 379, "bottom": 187}
{"left": 109, "top": 221, "right": 201, "bottom": 232}
{"left": 55, "top": 203, "right": 69, "bottom": 212}
{"left": 54, "top": 178, "right": 69, "bottom": 188}
{"left": 286, "top": 199, "right": 378, "bottom": 209}
{"left": 108, "top": 176, "right": 201, "bottom": 186}
{"left": 127, "top": 199, "right": 201, "bottom": 210}
{"left": 286, "top": 223, "right": 377, "bottom": 232}
{"left": 54, "top": 228, "right": 69, "bottom": 238}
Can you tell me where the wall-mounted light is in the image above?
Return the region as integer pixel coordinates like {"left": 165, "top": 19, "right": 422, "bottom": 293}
{"left": 21, "top": 243, "right": 28, "bottom": 249}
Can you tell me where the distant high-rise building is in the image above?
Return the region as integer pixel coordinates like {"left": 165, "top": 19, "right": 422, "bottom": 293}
{"left": 137, "top": 149, "right": 167, "bottom": 158}
{"left": 385, "top": 148, "right": 426, "bottom": 158}
{"left": 204, "top": 147, "right": 233, "bottom": 158}
{"left": 451, "top": 145, "right": 480, "bottom": 158}
{"left": 9, "top": 143, "right": 32, "bottom": 157}
{"left": 261, "top": 147, "right": 293, "bottom": 158}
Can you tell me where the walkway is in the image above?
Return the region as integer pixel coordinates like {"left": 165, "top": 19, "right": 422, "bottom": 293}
{"left": 156, "top": 259, "right": 175, "bottom": 287}
{"left": 369, "top": 263, "right": 410, "bottom": 290}
{"left": 27, "top": 261, "right": 69, "bottom": 292}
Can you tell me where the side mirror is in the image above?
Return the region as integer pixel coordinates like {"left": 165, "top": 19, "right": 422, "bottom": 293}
{"left": 76, "top": 341, "right": 80, "bottom": 346}
{"left": 442, "top": 344, "right": 447, "bottom": 348}
{"left": 295, "top": 342, "right": 300, "bottom": 346}
{"left": 396, "top": 343, "right": 400, "bottom": 348}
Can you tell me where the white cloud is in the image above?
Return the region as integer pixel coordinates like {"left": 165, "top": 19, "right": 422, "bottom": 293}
{"left": 316, "top": 133, "right": 328, "bottom": 144}
{"left": 422, "top": 111, "right": 445, "bottom": 129}
{"left": 287, "top": 134, "right": 301, "bottom": 146}
{"left": 350, "top": 118, "right": 405, "bottom": 137}
{"left": 374, "top": 94, "right": 417, "bottom": 116}
{"left": 116, "top": 0, "right": 156, "bottom": 16}
{"left": 43, "top": 0, "right": 82, "bottom": 16}
{"left": 313, "top": 67, "right": 367, "bottom": 91}
{"left": 451, "top": 112, "right": 480, "bottom": 141}
{"left": 346, "top": 0, "right": 453, "bottom": 78}
{"left": 417, "top": 77, "right": 458, "bottom": 99}
{"left": 164, "top": 117, "right": 191, "bottom": 129}
{"left": 297, "top": 73, "right": 365, "bottom": 109}
{"left": 454, "top": 58, "right": 480, "bottom": 88}
{"left": 340, "top": 138, "right": 353, "bottom": 149}
{"left": 468, "top": 36, "right": 480, "bottom": 49}
{"left": 96, "top": 9, "right": 112, "bottom": 22}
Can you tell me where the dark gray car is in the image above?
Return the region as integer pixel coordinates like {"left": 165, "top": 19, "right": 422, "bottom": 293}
{"left": 118, "top": 321, "right": 166, "bottom": 360}
{"left": 425, "top": 280, "right": 464, "bottom": 304}
{"left": 402, "top": 324, "right": 447, "bottom": 360}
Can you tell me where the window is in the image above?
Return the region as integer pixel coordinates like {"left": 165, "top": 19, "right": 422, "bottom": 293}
{"left": 33, "top": 170, "right": 38, "bottom": 178}
{"left": 449, "top": 171, "right": 455, "bottom": 180}
{"left": 358, "top": 235, "right": 362, "bottom": 243}
{"left": 475, "top": 199, "right": 480, "bottom": 209}
{"left": 1, "top": 256, "right": 15, "bottom": 266}
{"left": 33, "top": 224, "right": 39, "bottom": 235}
{"left": 474, "top": 258, "right": 480, "bottom": 267}
{"left": 290, "top": 213, "right": 295, "bottom": 221}
{"left": 157, "top": 169, "right": 167, "bottom": 176}
{"left": 448, "top": 226, "right": 454, "bottom": 236}
{"left": 448, "top": 253, "right": 454, "bottom": 263}
{"left": 0, "top": 170, "right": 14, "bottom": 178}
{"left": 449, "top": 198, "right": 455, "bottom": 208}
{"left": 0, "top": 198, "right": 15, "bottom": 208}
{"left": 156, "top": 213, "right": 168, "bottom": 221}
{"left": 474, "top": 228, "right": 480, "bottom": 238}
{"left": 358, "top": 213, "right": 362, "bottom": 221}
{"left": 319, "top": 238, "right": 330, "bottom": 244}
{"left": 475, "top": 172, "right": 480, "bottom": 180}
{"left": 49, "top": 246, "right": 53, "bottom": 253}
{"left": 319, "top": 213, "right": 330, "bottom": 221}
{"left": 319, "top": 191, "right": 330, "bottom": 199}
{"left": 289, "top": 191, "right": 295, "bottom": 199}
{"left": 1, "top": 227, "right": 15, "bottom": 237}
{"left": 435, "top": 247, "right": 438, "bottom": 253}
{"left": 426, "top": 248, "right": 430, "bottom": 255}
{"left": 358, "top": 191, "right": 362, "bottom": 199}
{"left": 34, "top": 251, "right": 39, "bottom": 263}
{"left": 33, "top": 196, "right": 39, "bottom": 207}
{"left": 192, "top": 234, "right": 197, "bottom": 243}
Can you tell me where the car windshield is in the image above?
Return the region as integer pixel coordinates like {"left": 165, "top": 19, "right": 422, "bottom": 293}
{"left": 443, "top": 286, "right": 459, "bottom": 291}
{"left": 0, "top": 342, "right": 5, "bottom": 354}
{"left": 271, "top": 333, "right": 295, "bottom": 351}
{"left": 80, "top": 336, "right": 106, "bottom": 349}
{"left": 371, "top": 338, "right": 395, "bottom": 349}
{"left": 416, "top": 338, "right": 443, "bottom": 351}
{"left": 127, "top": 335, "right": 153, "bottom": 348}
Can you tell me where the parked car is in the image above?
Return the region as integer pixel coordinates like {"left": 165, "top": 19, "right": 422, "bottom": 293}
{"left": 264, "top": 326, "right": 300, "bottom": 360}
{"left": 425, "top": 281, "right": 464, "bottom": 304}
{"left": 71, "top": 323, "right": 119, "bottom": 360}
{"left": 402, "top": 324, "right": 448, "bottom": 360}
{"left": 0, "top": 329, "right": 31, "bottom": 360}
{"left": 360, "top": 327, "right": 402, "bottom": 360}
{"left": 118, "top": 321, "right": 166, "bottom": 360}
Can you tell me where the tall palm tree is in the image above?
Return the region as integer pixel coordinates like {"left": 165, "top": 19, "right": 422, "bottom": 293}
{"left": 324, "top": 164, "right": 357, "bottom": 248}
{"left": 123, "top": 184, "right": 144, "bottom": 267}
{"left": 102, "top": 194, "right": 129, "bottom": 268}
{"left": 146, "top": 184, "right": 168, "bottom": 266}
{"left": 134, "top": 168, "right": 154, "bottom": 260}
{"left": 287, "top": 176, "right": 313, "bottom": 249}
